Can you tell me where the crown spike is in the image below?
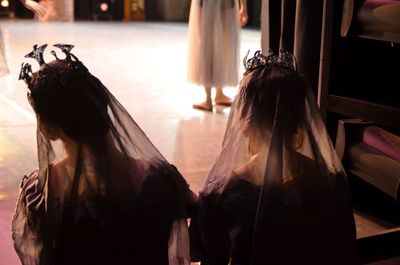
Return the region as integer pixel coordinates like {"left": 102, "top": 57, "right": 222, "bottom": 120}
{"left": 25, "top": 44, "right": 48, "bottom": 66}
{"left": 243, "top": 50, "right": 251, "bottom": 69}
{"left": 53, "top": 44, "right": 74, "bottom": 61}
{"left": 19, "top": 63, "right": 33, "bottom": 85}
{"left": 51, "top": 50, "right": 60, "bottom": 60}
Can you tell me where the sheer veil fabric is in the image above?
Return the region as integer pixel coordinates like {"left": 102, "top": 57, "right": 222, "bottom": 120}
{"left": 187, "top": 0, "right": 240, "bottom": 88}
{"left": 193, "top": 59, "right": 357, "bottom": 264}
{"left": 0, "top": 28, "right": 8, "bottom": 75}
{"left": 12, "top": 54, "right": 196, "bottom": 265}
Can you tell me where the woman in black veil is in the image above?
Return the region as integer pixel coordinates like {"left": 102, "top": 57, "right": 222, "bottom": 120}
{"left": 12, "top": 44, "right": 196, "bottom": 265}
{"left": 189, "top": 50, "right": 358, "bottom": 265}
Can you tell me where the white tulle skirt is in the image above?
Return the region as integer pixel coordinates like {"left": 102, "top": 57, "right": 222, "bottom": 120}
{"left": 35, "top": 0, "right": 74, "bottom": 22}
{"left": 0, "top": 29, "right": 8, "bottom": 75}
{"left": 187, "top": 0, "right": 240, "bottom": 88}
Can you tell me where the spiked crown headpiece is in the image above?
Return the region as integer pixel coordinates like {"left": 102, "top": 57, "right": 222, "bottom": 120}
{"left": 19, "top": 44, "right": 88, "bottom": 93}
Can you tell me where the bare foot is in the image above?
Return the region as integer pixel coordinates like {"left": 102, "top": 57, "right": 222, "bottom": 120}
{"left": 192, "top": 101, "right": 213, "bottom": 111}
{"left": 215, "top": 95, "right": 233, "bottom": 106}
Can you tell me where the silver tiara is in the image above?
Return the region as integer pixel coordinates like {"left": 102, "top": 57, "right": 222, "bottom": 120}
{"left": 243, "top": 49, "right": 296, "bottom": 71}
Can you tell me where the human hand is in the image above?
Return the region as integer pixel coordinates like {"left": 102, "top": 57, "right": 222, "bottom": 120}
{"left": 239, "top": 8, "right": 248, "bottom": 27}
{"left": 23, "top": 0, "right": 47, "bottom": 17}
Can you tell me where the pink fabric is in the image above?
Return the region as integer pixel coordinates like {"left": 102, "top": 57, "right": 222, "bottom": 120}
{"left": 364, "top": 0, "right": 399, "bottom": 9}
{"left": 362, "top": 126, "right": 400, "bottom": 162}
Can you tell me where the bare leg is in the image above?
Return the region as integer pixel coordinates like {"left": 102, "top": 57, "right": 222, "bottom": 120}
{"left": 193, "top": 86, "right": 213, "bottom": 111}
{"left": 215, "top": 87, "right": 233, "bottom": 106}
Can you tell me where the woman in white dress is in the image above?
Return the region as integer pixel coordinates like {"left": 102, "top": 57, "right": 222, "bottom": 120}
{"left": 0, "top": 28, "right": 8, "bottom": 75}
{"left": 187, "top": 0, "right": 248, "bottom": 111}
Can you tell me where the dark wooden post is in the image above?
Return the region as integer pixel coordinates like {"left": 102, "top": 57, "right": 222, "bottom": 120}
{"left": 124, "top": 0, "right": 146, "bottom": 21}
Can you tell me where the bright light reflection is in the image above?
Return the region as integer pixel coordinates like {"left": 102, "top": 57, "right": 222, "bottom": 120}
{"left": 100, "top": 3, "right": 108, "bottom": 12}
{"left": 0, "top": 0, "right": 9, "bottom": 8}
{"left": 0, "top": 94, "right": 36, "bottom": 124}
{"left": 0, "top": 193, "right": 7, "bottom": 200}
{"left": 5, "top": 74, "right": 14, "bottom": 93}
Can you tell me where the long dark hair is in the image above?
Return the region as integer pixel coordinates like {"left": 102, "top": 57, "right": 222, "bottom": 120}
{"left": 29, "top": 60, "right": 111, "bottom": 144}
{"left": 238, "top": 64, "right": 308, "bottom": 149}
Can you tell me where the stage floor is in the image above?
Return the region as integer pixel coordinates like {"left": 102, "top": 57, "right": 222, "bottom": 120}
{"left": 0, "top": 20, "right": 399, "bottom": 264}
{"left": 0, "top": 20, "right": 262, "bottom": 199}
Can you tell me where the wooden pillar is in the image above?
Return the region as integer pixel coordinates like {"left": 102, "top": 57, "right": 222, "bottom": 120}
{"left": 317, "top": 0, "right": 334, "bottom": 122}
{"left": 124, "top": 0, "right": 146, "bottom": 21}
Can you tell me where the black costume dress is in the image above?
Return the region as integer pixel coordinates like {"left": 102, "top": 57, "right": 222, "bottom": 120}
{"left": 12, "top": 45, "right": 196, "bottom": 265}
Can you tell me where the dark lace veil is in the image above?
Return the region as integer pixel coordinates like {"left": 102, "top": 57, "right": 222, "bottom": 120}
{"left": 12, "top": 44, "right": 195, "bottom": 265}
{"left": 201, "top": 51, "right": 357, "bottom": 264}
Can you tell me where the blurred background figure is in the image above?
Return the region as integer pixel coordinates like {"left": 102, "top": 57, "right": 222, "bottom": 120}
{"left": 187, "top": 0, "right": 248, "bottom": 112}
{"left": 0, "top": 27, "right": 8, "bottom": 75}
{"left": 20, "top": 0, "right": 73, "bottom": 21}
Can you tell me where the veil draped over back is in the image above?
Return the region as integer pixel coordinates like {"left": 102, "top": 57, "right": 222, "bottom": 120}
{"left": 193, "top": 51, "right": 357, "bottom": 265}
{"left": 12, "top": 45, "right": 195, "bottom": 265}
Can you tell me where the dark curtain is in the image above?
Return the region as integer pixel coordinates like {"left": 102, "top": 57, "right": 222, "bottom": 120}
{"left": 74, "top": 0, "right": 123, "bottom": 20}
{"left": 261, "top": 0, "right": 323, "bottom": 93}
{"left": 14, "top": 0, "right": 34, "bottom": 18}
